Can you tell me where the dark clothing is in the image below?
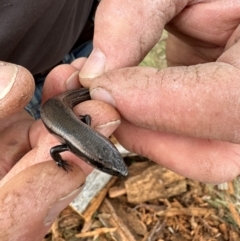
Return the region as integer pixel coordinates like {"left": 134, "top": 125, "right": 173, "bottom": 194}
{"left": 0, "top": 0, "right": 94, "bottom": 74}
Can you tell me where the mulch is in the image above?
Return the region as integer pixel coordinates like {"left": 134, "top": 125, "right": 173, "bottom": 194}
{"left": 43, "top": 157, "right": 240, "bottom": 241}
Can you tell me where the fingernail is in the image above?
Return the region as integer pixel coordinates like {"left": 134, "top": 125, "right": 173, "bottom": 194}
{"left": 80, "top": 48, "right": 106, "bottom": 79}
{"left": 0, "top": 65, "right": 18, "bottom": 100}
{"left": 44, "top": 184, "right": 85, "bottom": 226}
{"left": 66, "top": 71, "right": 80, "bottom": 90}
{"left": 96, "top": 120, "right": 121, "bottom": 137}
{"left": 91, "top": 87, "right": 116, "bottom": 106}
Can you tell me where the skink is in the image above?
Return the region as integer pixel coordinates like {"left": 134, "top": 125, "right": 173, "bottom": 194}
{"left": 40, "top": 88, "right": 128, "bottom": 177}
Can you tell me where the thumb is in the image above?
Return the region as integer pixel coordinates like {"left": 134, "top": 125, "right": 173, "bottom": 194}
{"left": 0, "top": 161, "right": 85, "bottom": 241}
{"left": 90, "top": 65, "right": 240, "bottom": 184}
{"left": 0, "top": 62, "right": 35, "bottom": 118}
{"left": 80, "top": 0, "right": 188, "bottom": 84}
{"left": 90, "top": 64, "right": 240, "bottom": 143}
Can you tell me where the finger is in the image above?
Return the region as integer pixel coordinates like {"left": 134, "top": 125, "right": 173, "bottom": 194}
{"left": 42, "top": 64, "right": 81, "bottom": 102}
{"left": 114, "top": 118, "right": 240, "bottom": 184}
{"left": 165, "top": 1, "right": 240, "bottom": 47}
{"left": 80, "top": 0, "right": 189, "bottom": 86}
{"left": 0, "top": 62, "right": 34, "bottom": 118}
{"left": 0, "top": 62, "right": 34, "bottom": 176}
{"left": 68, "top": 100, "right": 121, "bottom": 174}
{"left": 74, "top": 99, "right": 121, "bottom": 136}
{"left": 165, "top": 2, "right": 240, "bottom": 66}
{"left": 42, "top": 58, "right": 88, "bottom": 102}
{"left": 166, "top": 33, "right": 223, "bottom": 66}
{"left": 71, "top": 57, "right": 87, "bottom": 70}
{"left": 29, "top": 100, "right": 120, "bottom": 176}
{"left": 40, "top": 63, "right": 121, "bottom": 175}
{"left": 0, "top": 161, "right": 85, "bottom": 241}
{"left": 90, "top": 65, "right": 240, "bottom": 143}
{"left": 0, "top": 110, "right": 33, "bottom": 178}
{"left": 41, "top": 64, "right": 121, "bottom": 136}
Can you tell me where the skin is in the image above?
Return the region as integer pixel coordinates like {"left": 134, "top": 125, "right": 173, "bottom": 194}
{"left": 81, "top": 0, "right": 240, "bottom": 183}
{"left": 1, "top": 0, "right": 240, "bottom": 240}
{"left": 0, "top": 62, "right": 121, "bottom": 240}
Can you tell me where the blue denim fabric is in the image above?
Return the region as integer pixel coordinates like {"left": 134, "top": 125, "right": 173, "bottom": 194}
{"left": 25, "top": 41, "right": 93, "bottom": 119}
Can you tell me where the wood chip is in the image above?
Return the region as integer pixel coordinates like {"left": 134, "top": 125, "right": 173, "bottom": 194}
{"left": 99, "top": 198, "right": 138, "bottom": 241}
{"left": 124, "top": 165, "right": 186, "bottom": 203}
{"left": 157, "top": 207, "right": 215, "bottom": 217}
{"left": 75, "top": 227, "right": 117, "bottom": 238}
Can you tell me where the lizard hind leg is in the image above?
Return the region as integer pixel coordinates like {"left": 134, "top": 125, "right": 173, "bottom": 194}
{"left": 80, "top": 115, "right": 91, "bottom": 126}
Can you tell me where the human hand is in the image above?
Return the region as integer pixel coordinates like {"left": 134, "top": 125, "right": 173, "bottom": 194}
{"left": 0, "top": 61, "right": 121, "bottom": 241}
{"left": 79, "top": 0, "right": 240, "bottom": 184}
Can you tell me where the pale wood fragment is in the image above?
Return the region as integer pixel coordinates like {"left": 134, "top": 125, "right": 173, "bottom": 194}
{"left": 99, "top": 198, "right": 138, "bottom": 241}
{"left": 164, "top": 180, "right": 187, "bottom": 198}
{"left": 109, "top": 186, "right": 126, "bottom": 198}
{"left": 75, "top": 227, "right": 117, "bottom": 238}
{"left": 125, "top": 165, "right": 186, "bottom": 203}
{"left": 80, "top": 176, "right": 118, "bottom": 233}
{"left": 157, "top": 207, "right": 215, "bottom": 217}
{"left": 82, "top": 176, "right": 118, "bottom": 221}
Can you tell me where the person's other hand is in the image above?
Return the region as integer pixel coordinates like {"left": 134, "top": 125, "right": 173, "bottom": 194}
{"left": 80, "top": 1, "right": 240, "bottom": 184}
{"left": 0, "top": 61, "right": 121, "bottom": 241}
